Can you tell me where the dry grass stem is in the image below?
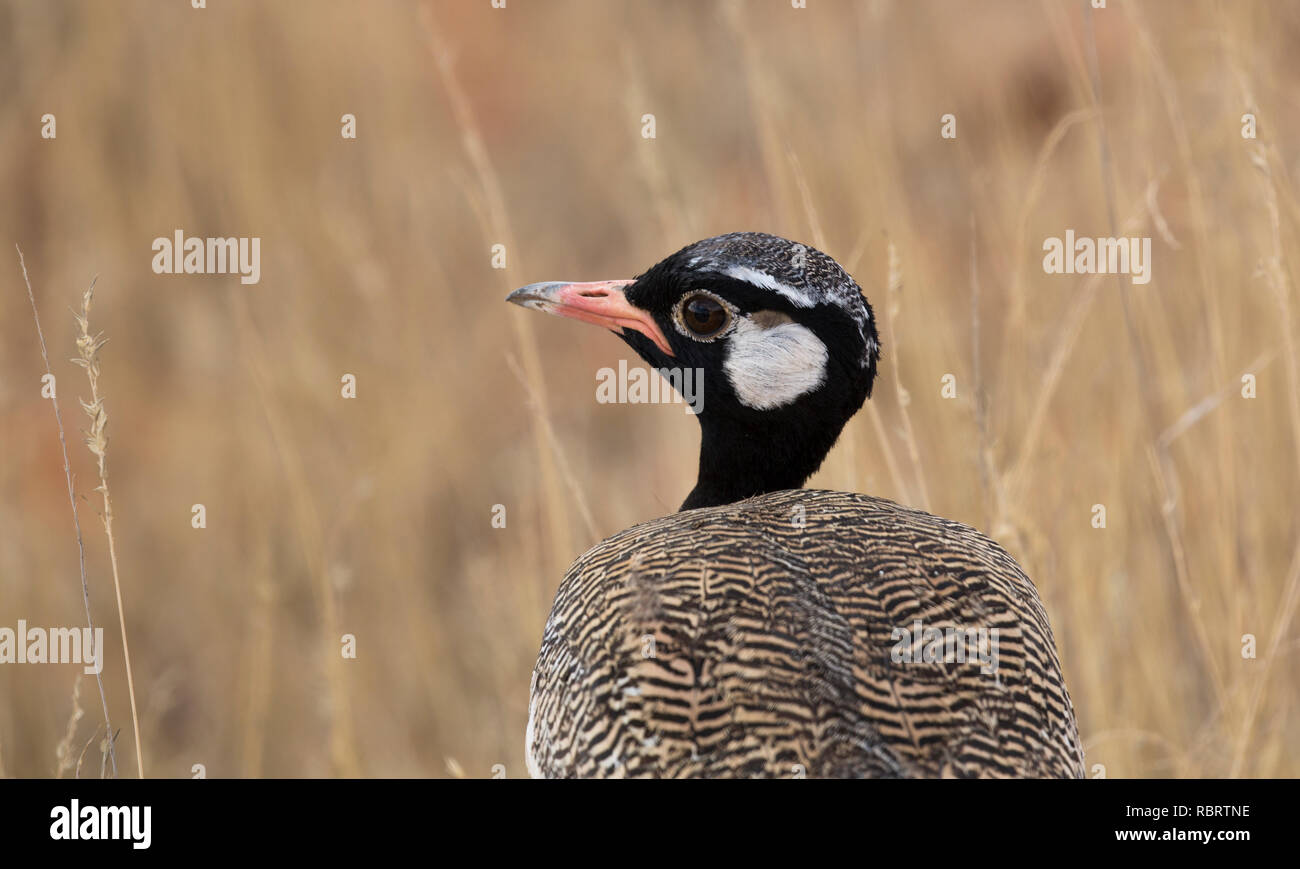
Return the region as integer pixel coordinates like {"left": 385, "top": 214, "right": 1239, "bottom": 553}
{"left": 227, "top": 290, "right": 361, "bottom": 777}
{"left": 16, "top": 245, "right": 119, "bottom": 778}
{"left": 71, "top": 279, "right": 145, "bottom": 778}
{"left": 505, "top": 353, "right": 599, "bottom": 543}
{"left": 884, "top": 242, "right": 932, "bottom": 513}
{"left": 54, "top": 675, "right": 85, "bottom": 778}
{"left": 421, "top": 1, "right": 578, "bottom": 580}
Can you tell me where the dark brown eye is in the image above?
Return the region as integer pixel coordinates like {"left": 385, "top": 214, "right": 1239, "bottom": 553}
{"left": 679, "top": 294, "right": 729, "bottom": 337}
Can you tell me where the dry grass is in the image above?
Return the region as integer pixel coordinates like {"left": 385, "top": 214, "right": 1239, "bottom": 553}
{"left": 16, "top": 246, "right": 119, "bottom": 777}
{"left": 1, "top": 0, "right": 1298, "bottom": 778}
{"left": 71, "top": 280, "right": 144, "bottom": 778}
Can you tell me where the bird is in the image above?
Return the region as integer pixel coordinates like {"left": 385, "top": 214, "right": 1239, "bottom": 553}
{"left": 507, "top": 231, "right": 1085, "bottom": 778}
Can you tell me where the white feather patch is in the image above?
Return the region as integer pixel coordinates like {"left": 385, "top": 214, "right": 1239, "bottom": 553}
{"left": 723, "top": 315, "right": 828, "bottom": 410}
{"left": 722, "top": 265, "right": 818, "bottom": 308}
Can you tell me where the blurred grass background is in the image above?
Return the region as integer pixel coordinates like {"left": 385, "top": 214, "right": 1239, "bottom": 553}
{"left": 1, "top": 0, "right": 1297, "bottom": 777}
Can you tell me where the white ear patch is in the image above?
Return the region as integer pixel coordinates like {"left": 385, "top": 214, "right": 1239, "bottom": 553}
{"left": 723, "top": 312, "right": 828, "bottom": 410}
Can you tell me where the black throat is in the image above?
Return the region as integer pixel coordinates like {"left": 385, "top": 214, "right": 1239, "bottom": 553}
{"left": 679, "top": 405, "right": 851, "bottom": 511}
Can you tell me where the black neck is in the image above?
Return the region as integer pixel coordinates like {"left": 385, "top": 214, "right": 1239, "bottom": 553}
{"left": 679, "top": 409, "right": 847, "bottom": 511}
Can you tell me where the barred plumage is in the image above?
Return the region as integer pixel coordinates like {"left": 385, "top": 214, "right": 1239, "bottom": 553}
{"left": 526, "top": 489, "right": 1084, "bottom": 778}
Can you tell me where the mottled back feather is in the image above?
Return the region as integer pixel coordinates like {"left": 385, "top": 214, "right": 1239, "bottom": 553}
{"left": 527, "top": 490, "right": 1085, "bottom": 778}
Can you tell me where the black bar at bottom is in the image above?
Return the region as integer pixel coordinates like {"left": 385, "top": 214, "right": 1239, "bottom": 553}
{"left": 1, "top": 778, "right": 1285, "bottom": 855}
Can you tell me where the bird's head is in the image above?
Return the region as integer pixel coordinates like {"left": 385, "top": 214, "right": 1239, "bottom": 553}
{"left": 507, "top": 232, "right": 881, "bottom": 510}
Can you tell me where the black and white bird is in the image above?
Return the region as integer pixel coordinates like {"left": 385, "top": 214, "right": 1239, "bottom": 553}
{"left": 507, "top": 232, "right": 1084, "bottom": 778}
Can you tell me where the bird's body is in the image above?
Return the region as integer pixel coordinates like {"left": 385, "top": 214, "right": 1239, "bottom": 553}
{"left": 509, "top": 232, "right": 1084, "bottom": 778}
{"left": 527, "top": 490, "right": 1084, "bottom": 778}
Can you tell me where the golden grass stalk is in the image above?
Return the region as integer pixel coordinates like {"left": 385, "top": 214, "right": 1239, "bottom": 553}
{"left": 1082, "top": 3, "right": 1228, "bottom": 716}
{"left": 505, "top": 353, "right": 599, "bottom": 541}
{"left": 226, "top": 290, "right": 361, "bottom": 777}
{"left": 16, "top": 245, "right": 120, "bottom": 778}
{"left": 70, "top": 279, "right": 145, "bottom": 779}
{"left": 421, "top": 1, "right": 581, "bottom": 585}
{"left": 1228, "top": 109, "right": 1300, "bottom": 776}
{"left": 622, "top": 49, "right": 690, "bottom": 246}
{"left": 786, "top": 141, "right": 911, "bottom": 503}
{"left": 54, "top": 675, "right": 85, "bottom": 777}
{"left": 999, "top": 106, "right": 1094, "bottom": 387}
{"left": 884, "top": 241, "right": 932, "bottom": 513}
{"left": 723, "top": 0, "right": 795, "bottom": 222}
{"left": 969, "top": 213, "right": 999, "bottom": 531}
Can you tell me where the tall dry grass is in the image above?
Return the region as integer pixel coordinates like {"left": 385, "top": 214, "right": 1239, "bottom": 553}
{"left": 16, "top": 247, "right": 120, "bottom": 777}
{"left": 0, "top": 0, "right": 1297, "bottom": 777}
{"left": 70, "top": 280, "right": 145, "bottom": 778}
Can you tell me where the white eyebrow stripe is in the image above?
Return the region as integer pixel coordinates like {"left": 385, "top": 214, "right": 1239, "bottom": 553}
{"left": 719, "top": 265, "right": 818, "bottom": 308}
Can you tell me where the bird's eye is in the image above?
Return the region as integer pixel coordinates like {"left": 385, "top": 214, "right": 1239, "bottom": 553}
{"left": 677, "top": 293, "right": 730, "bottom": 338}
